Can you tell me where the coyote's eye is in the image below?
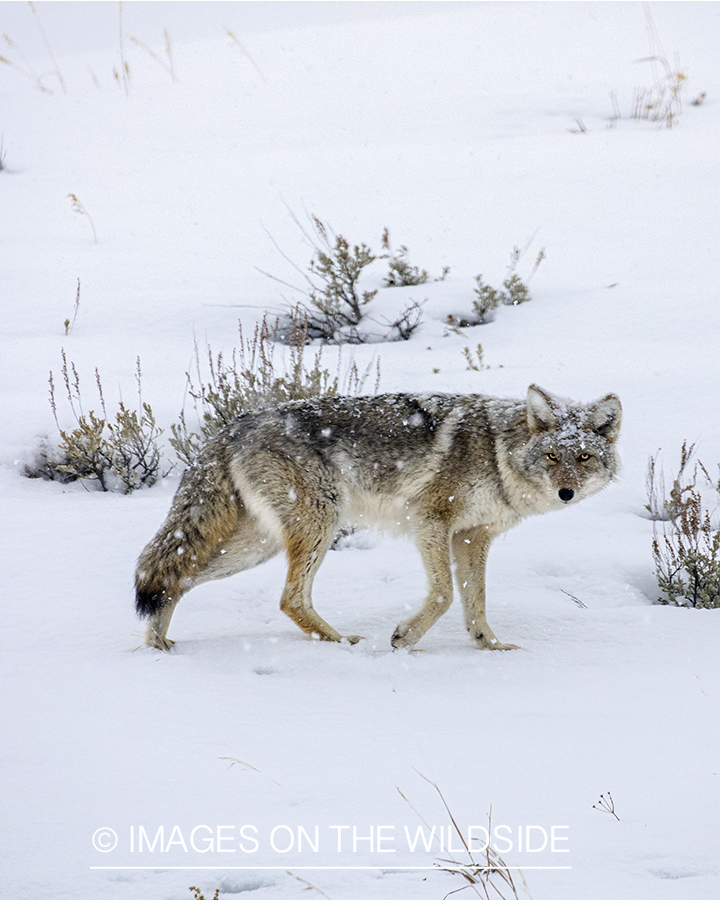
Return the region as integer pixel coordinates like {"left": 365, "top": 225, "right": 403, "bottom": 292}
{"left": 546, "top": 453, "right": 558, "bottom": 463}
{"left": 578, "top": 453, "right": 592, "bottom": 463}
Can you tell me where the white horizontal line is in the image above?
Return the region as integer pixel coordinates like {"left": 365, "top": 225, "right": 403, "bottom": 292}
{"left": 90, "top": 865, "right": 572, "bottom": 871}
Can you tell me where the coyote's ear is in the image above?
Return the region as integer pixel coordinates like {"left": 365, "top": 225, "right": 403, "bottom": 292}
{"left": 589, "top": 393, "right": 622, "bottom": 442}
{"left": 526, "top": 384, "right": 557, "bottom": 433}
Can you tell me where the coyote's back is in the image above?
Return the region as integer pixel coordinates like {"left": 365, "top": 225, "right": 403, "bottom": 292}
{"left": 136, "top": 386, "right": 621, "bottom": 651}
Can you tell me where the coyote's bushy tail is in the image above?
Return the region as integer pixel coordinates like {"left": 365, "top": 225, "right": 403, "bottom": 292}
{"left": 135, "top": 441, "right": 241, "bottom": 619}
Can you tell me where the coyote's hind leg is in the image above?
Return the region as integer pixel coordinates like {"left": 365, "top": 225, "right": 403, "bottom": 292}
{"left": 136, "top": 482, "right": 282, "bottom": 651}
{"left": 279, "top": 514, "right": 362, "bottom": 644}
{"left": 144, "top": 599, "right": 180, "bottom": 651}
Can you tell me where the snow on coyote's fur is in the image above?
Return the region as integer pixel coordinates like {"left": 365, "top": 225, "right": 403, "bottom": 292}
{"left": 136, "top": 385, "right": 621, "bottom": 650}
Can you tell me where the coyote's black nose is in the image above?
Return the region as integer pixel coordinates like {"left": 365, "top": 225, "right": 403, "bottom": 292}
{"left": 558, "top": 488, "right": 574, "bottom": 503}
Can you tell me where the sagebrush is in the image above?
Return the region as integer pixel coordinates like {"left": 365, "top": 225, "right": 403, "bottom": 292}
{"left": 30, "top": 352, "right": 164, "bottom": 493}
{"left": 169, "top": 307, "right": 380, "bottom": 465}
{"left": 260, "top": 212, "right": 426, "bottom": 343}
{"left": 27, "top": 310, "right": 380, "bottom": 488}
{"left": 471, "top": 242, "right": 545, "bottom": 324}
{"left": 381, "top": 227, "right": 430, "bottom": 287}
{"left": 649, "top": 443, "right": 720, "bottom": 608}
{"left": 306, "top": 214, "right": 378, "bottom": 339}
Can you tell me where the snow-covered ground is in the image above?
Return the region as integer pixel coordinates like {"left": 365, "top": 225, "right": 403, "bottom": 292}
{"left": 2, "top": 2, "right": 720, "bottom": 898}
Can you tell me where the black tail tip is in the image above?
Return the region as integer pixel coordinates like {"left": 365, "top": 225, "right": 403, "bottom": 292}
{"left": 135, "top": 587, "right": 165, "bottom": 619}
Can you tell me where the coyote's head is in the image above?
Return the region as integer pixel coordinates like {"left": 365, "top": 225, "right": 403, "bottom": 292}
{"left": 521, "top": 384, "right": 622, "bottom": 508}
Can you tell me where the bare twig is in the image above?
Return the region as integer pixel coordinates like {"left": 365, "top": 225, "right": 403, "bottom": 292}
{"left": 130, "top": 33, "right": 179, "bottom": 83}
{"left": 560, "top": 589, "right": 587, "bottom": 609}
{"left": 29, "top": 0, "right": 66, "bottom": 93}
{"left": 592, "top": 792, "right": 619, "bottom": 821}
{"left": 0, "top": 33, "right": 53, "bottom": 92}
{"left": 225, "top": 26, "right": 267, "bottom": 82}
{"left": 64, "top": 278, "right": 81, "bottom": 335}
{"left": 285, "top": 871, "right": 334, "bottom": 900}
{"left": 68, "top": 194, "right": 98, "bottom": 244}
{"left": 118, "top": 1, "right": 130, "bottom": 95}
{"left": 400, "top": 771, "right": 522, "bottom": 900}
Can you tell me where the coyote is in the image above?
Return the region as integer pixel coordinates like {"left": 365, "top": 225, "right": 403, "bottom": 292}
{"left": 136, "top": 385, "right": 621, "bottom": 651}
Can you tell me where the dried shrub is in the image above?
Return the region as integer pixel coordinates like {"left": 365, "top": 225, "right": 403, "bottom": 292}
{"left": 381, "top": 227, "right": 429, "bottom": 287}
{"left": 308, "top": 216, "right": 377, "bottom": 330}
{"left": 259, "top": 212, "right": 425, "bottom": 343}
{"left": 609, "top": 9, "right": 693, "bottom": 129}
{"left": 189, "top": 889, "right": 220, "bottom": 900}
{"left": 471, "top": 276, "right": 504, "bottom": 324}
{"left": 645, "top": 440, "right": 696, "bottom": 521}
{"left": 650, "top": 444, "right": 720, "bottom": 608}
{"left": 27, "top": 352, "right": 164, "bottom": 493}
{"left": 470, "top": 243, "right": 545, "bottom": 324}
{"left": 169, "top": 307, "right": 380, "bottom": 465}
{"left": 399, "top": 773, "right": 523, "bottom": 900}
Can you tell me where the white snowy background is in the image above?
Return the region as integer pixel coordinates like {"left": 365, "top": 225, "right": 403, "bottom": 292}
{"left": 1, "top": 2, "right": 719, "bottom": 898}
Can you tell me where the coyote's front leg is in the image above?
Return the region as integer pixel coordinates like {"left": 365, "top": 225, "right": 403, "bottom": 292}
{"left": 452, "top": 526, "right": 519, "bottom": 650}
{"left": 392, "top": 520, "right": 455, "bottom": 649}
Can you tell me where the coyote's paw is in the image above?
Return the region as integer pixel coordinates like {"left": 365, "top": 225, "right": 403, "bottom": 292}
{"left": 342, "top": 634, "right": 364, "bottom": 646}
{"left": 147, "top": 635, "right": 175, "bottom": 651}
{"left": 391, "top": 622, "right": 418, "bottom": 650}
{"left": 473, "top": 634, "right": 520, "bottom": 651}
{"left": 468, "top": 622, "right": 519, "bottom": 650}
